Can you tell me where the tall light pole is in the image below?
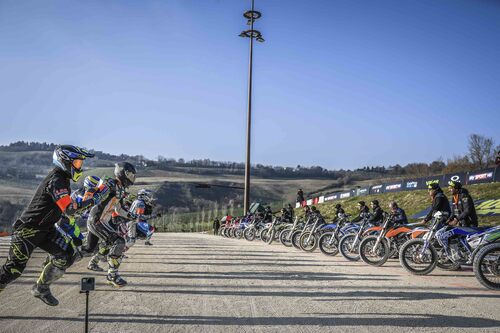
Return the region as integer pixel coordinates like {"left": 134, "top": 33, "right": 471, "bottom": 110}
{"left": 239, "top": 0, "right": 264, "bottom": 214}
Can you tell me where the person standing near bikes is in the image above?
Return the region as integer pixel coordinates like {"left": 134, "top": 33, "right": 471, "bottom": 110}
{"left": 0, "top": 145, "right": 103, "bottom": 306}
{"left": 368, "top": 200, "right": 384, "bottom": 225}
{"left": 333, "top": 203, "right": 346, "bottom": 221}
{"left": 447, "top": 181, "right": 478, "bottom": 227}
{"left": 389, "top": 201, "right": 408, "bottom": 224}
{"left": 423, "top": 183, "right": 451, "bottom": 223}
{"left": 351, "top": 201, "right": 370, "bottom": 223}
{"left": 286, "top": 203, "right": 295, "bottom": 220}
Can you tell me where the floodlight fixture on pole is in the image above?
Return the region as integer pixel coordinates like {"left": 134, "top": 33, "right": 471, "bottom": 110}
{"left": 239, "top": 0, "right": 264, "bottom": 215}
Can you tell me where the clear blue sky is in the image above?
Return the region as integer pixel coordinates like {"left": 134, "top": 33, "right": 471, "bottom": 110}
{"left": 1, "top": 0, "right": 499, "bottom": 170}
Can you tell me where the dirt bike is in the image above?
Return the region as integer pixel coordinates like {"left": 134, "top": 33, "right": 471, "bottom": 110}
{"left": 472, "top": 227, "right": 500, "bottom": 290}
{"left": 299, "top": 213, "right": 332, "bottom": 252}
{"left": 338, "top": 213, "right": 376, "bottom": 261}
{"left": 359, "top": 213, "right": 416, "bottom": 266}
{"left": 263, "top": 217, "right": 292, "bottom": 244}
{"left": 399, "top": 211, "right": 462, "bottom": 275}
{"left": 279, "top": 216, "right": 302, "bottom": 247}
{"left": 400, "top": 212, "right": 500, "bottom": 279}
{"left": 243, "top": 216, "right": 268, "bottom": 241}
{"left": 291, "top": 215, "right": 315, "bottom": 249}
{"left": 318, "top": 214, "right": 357, "bottom": 256}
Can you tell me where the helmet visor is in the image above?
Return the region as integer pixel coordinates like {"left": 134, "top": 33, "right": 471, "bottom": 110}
{"left": 72, "top": 159, "right": 84, "bottom": 170}
{"left": 125, "top": 170, "right": 136, "bottom": 184}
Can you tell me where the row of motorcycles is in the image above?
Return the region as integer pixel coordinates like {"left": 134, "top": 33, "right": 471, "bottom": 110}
{"left": 218, "top": 210, "right": 500, "bottom": 291}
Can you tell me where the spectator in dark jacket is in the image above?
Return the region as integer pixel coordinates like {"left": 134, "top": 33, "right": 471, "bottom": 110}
{"left": 369, "top": 200, "right": 384, "bottom": 225}
{"left": 389, "top": 201, "right": 408, "bottom": 224}
{"left": 213, "top": 217, "right": 220, "bottom": 235}
{"left": 447, "top": 181, "right": 478, "bottom": 227}
{"left": 423, "top": 183, "right": 451, "bottom": 223}
{"left": 296, "top": 189, "right": 305, "bottom": 205}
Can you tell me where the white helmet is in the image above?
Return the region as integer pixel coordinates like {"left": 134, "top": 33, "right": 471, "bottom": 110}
{"left": 137, "top": 189, "right": 154, "bottom": 205}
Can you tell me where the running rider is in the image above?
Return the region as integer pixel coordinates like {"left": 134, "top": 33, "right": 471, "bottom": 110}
{"left": 127, "top": 189, "right": 157, "bottom": 246}
{"left": 83, "top": 162, "right": 137, "bottom": 288}
{"left": 0, "top": 145, "right": 102, "bottom": 306}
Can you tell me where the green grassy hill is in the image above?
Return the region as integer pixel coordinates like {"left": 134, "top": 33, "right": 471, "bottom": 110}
{"left": 296, "top": 182, "right": 500, "bottom": 225}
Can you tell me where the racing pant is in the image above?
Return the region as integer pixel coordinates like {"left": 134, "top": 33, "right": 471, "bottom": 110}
{"left": 0, "top": 220, "right": 74, "bottom": 289}
{"left": 86, "top": 219, "right": 126, "bottom": 277}
{"left": 88, "top": 242, "right": 110, "bottom": 266}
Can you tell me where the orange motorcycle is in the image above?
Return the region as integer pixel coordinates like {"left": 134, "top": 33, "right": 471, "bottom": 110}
{"left": 359, "top": 213, "right": 418, "bottom": 266}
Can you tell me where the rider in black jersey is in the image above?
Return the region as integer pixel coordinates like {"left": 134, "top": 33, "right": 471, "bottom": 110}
{"left": 0, "top": 145, "right": 102, "bottom": 306}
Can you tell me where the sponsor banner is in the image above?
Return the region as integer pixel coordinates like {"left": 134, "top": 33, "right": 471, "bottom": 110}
{"left": 467, "top": 168, "right": 495, "bottom": 185}
{"left": 324, "top": 194, "right": 335, "bottom": 202}
{"left": 411, "top": 199, "right": 500, "bottom": 219}
{"left": 358, "top": 187, "right": 369, "bottom": 196}
{"left": 318, "top": 196, "right": 325, "bottom": 204}
{"left": 420, "top": 176, "right": 444, "bottom": 190}
{"left": 324, "top": 193, "right": 340, "bottom": 202}
{"left": 443, "top": 172, "right": 467, "bottom": 186}
{"left": 385, "top": 182, "right": 403, "bottom": 192}
{"left": 404, "top": 178, "right": 422, "bottom": 190}
{"left": 340, "top": 192, "right": 351, "bottom": 199}
{"left": 370, "top": 184, "right": 384, "bottom": 194}
{"left": 306, "top": 199, "right": 313, "bottom": 206}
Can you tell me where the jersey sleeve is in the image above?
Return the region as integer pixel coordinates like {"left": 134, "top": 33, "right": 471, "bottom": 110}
{"left": 47, "top": 174, "right": 72, "bottom": 212}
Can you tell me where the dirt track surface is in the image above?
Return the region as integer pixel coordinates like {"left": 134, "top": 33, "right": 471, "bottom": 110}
{"left": 0, "top": 233, "right": 499, "bottom": 333}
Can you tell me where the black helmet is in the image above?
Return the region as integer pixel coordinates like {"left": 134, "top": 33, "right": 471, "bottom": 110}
{"left": 371, "top": 200, "right": 379, "bottom": 206}
{"left": 427, "top": 182, "right": 440, "bottom": 191}
{"left": 358, "top": 201, "right": 365, "bottom": 206}
{"left": 335, "top": 203, "right": 342, "bottom": 209}
{"left": 114, "top": 162, "right": 137, "bottom": 187}
{"left": 53, "top": 145, "right": 94, "bottom": 182}
{"left": 448, "top": 180, "right": 462, "bottom": 190}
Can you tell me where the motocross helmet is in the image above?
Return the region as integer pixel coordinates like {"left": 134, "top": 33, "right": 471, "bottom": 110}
{"left": 84, "top": 175, "right": 101, "bottom": 191}
{"left": 137, "top": 189, "right": 155, "bottom": 205}
{"left": 53, "top": 145, "right": 95, "bottom": 182}
{"left": 114, "top": 162, "right": 137, "bottom": 188}
{"left": 448, "top": 180, "right": 462, "bottom": 189}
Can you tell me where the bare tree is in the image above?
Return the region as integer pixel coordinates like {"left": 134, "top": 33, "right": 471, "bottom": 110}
{"left": 468, "top": 134, "right": 495, "bottom": 169}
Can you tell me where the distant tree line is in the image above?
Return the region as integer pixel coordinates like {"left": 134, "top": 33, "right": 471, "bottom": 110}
{"left": 1, "top": 134, "right": 497, "bottom": 182}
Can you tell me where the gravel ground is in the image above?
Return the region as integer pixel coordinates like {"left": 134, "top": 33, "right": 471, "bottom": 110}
{"left": 0, "top": 233, "right": 499, "bottom": 333}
